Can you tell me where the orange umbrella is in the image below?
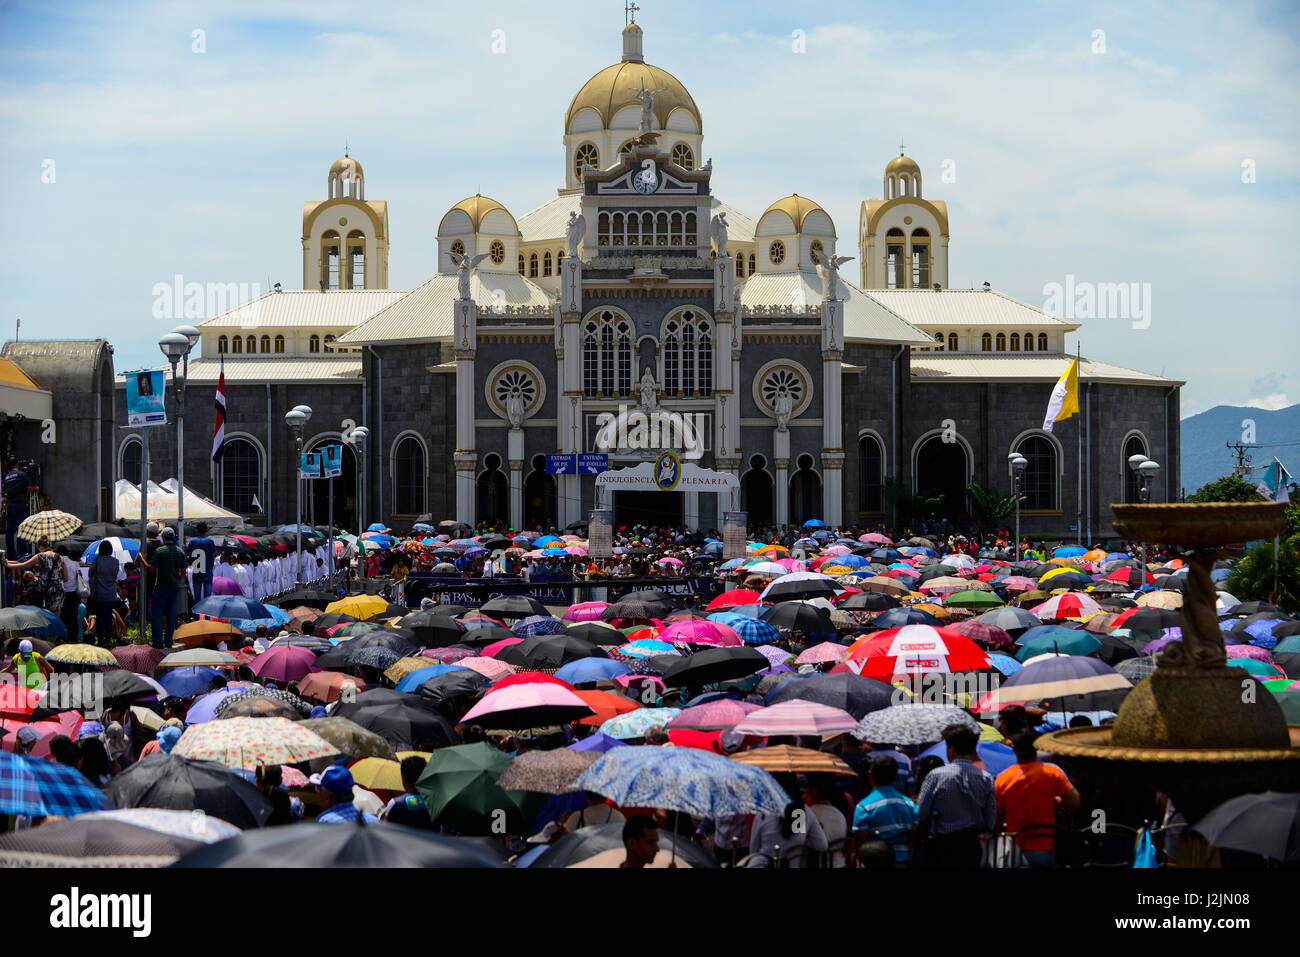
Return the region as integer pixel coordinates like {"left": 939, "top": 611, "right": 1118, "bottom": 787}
{"left": 574, "top": 689, "right": 639, "bottom": 726}
{"left": 756, "top": 544, "right": 789, "bottom": 557}
{"left": 297, "top": 671, "right": 369, "bottom": 704}
{"left": 172, "top": 619, "right": 244, "bottom": 648}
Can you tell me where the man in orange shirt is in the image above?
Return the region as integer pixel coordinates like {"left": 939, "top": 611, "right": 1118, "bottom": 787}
{"left": 995, "top": 732, "right": 1080, "bottom": 867}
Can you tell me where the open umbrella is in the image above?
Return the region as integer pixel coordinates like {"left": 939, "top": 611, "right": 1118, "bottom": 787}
{"left": 300, "top": 716, "right": 399, "bottom": 760}
{"left": 479, "top": 596, "right": 549, "bottom": 621}
{"left": 0, "top": 751, "right": 112, "bottom": 818}
{"left": 661, "top": 646, "right": 769, "bottom": 688}
{"left": 575, "top": 746, "right": 788, "bottom": 818}
{"left": 174, "top": 821, "right": 508, "bottom": 867}
{"left": 497, "top": 635, "right": 606, "bottom": 671}
{"left": 1190, "top": 791, "right": 1300, "bottom": 862}
{"left": 416, "top": 742, "right": 544, "bottom": 835}
{"left": 192, "top": 595, "right": 273, "bottom": 620}
{"left": 461, "top": 682, "right": 595, "bottom": 729}
{"left": 666, "top": 698, "right": 761, "bottom": 731}
{"left": 599, "top": 707, "right": 680, "bottom": 740}
{"left": 248, "top": 645, "right": 318, "bottom": 682}
{"left": 731, "top": 700, "right": 859, "bottom": 736}
{"left": 976, "top": 655, "right": 1131, "bottom": 711}
{"left": 173, "top": 717, "right": 337, "bottom": 769}
{"left": 761, "top": 672, "right": 896, "bottom": 720}
{"left": 527, "top": 821, "right": 717, "bottom": 869}
{"left": 331, "top": 688, "right": 456, "bottom": 749}
{"left": 296, "top": 671, "right": 367, "bottom": 705}
{"left": 852, "top": 703, "right": 980, "bottom": 746}
{"left": 496, "top": 749, "right": 600, "bottom": 794}
{"left": 729, "top": 745, "right": 856, "bottom": 776}
{"left": 172, "top": 620, "right": 245, "bottom": 648}
{"left": 0, "top": 815, "right": 207, "bottom": 867}
{"left": 104, "top": 753, "right": 272, "bottom": 829}
{"left": 16, "top": 510, "right": 82, "bottom": 544}
{"left": 842, "top": 625, "right": 991, "bottom": 678}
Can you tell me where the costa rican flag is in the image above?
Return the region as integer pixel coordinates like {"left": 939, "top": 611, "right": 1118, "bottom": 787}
{"left": 212, "top": 355, "right": 226, "bottom": 463}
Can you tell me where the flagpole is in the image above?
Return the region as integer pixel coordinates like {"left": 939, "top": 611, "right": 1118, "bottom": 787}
{"left": 1076, "top": 342, "right": 1082, "bottom": 545}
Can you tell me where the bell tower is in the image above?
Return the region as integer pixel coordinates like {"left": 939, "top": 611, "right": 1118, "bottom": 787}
{"left": 858, "top": 149, "right": 949, "bottom": 290}
{"left": 302, "top": 152, "right": 390, "bottom": 290}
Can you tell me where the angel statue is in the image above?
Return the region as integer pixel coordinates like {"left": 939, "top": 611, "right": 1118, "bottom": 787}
{"left": 505, "top": 390, "right": 527, "bottom": 430}
{"left": 638, "top": 367, "right": 658, "bottom": 416}
{"left": 773, "top": 391, "right": 794, "bottom": 432}
{"left": 710, "top": 212, "right": 729, "bottom": 258}
{"left": 635, "top": 82, "right": 664, "bottom": 135}
{"left": 450, "top": 250, "right": 490, "bottom": 301}
{"left": 565, "top": 210, "right": 586, "bottom": 259}
{"left": 813, "top": 248, "right": 855, "bottom": 302}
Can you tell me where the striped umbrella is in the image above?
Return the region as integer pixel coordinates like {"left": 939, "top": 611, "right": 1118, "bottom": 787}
{"left": 842, "top": 625, "right": 992, "bottom": 679}
{"left": 729, "top": 745, "right": 856, "bottom": 776}
{"left": 16, "top": 510, "right": 82, "bottom": 544}
{"left": 1031, "top": 593, "right": 1103, "bottom": 621}
{"left": 732, "top": 700, "right": 859, "bottom": 736}
{"left": 976, "top": 655, "right": 1131, "bottom": 711}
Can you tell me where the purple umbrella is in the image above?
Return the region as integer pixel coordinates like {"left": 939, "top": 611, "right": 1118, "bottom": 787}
{"left": 752, "top": 645, "right": 794, "bottom": 668}
{"left": 569, "top": 732, "right": 628, "bottom": 754}
{"left": 248, "top": 645, "right": 318, "bottom": 682}
{"left": 1225, "top": 644, "right": 1274, "bottom": 663}
{"left": 212, "top": 576, "right": 244, "bottom": 596}
{"left": 1142, "top": 637, "right": 1178, "bottom": 655}
{"left": 184, "top": 688, "right": 240, "bottom": 724}
{"left": 666, "top": 699, "right": 761, "bottom": 731}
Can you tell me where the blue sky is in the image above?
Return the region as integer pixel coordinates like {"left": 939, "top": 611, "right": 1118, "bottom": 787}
{"left": 2, "top": 0, "right": 1297, "bottom": 416}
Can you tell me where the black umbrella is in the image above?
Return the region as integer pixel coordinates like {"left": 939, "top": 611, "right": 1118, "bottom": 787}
{"left": 870, "top": 607, "right": 942, "bottom": 629}
{"left": 1089, "top": 580, "right": 1132, "bottom": 595}
{"left": 454, "top": 625, "right": 520, "bottom": 648}
{"left": 345, "top": 630, "right": 419, "bottom": 656}
{"left": 331, "top": 688, "right": 457, "bottom": 749}
{"left": 370, "top": 603, "right": 412, "bottom": 621}
{"left": 399, "top": 612, "right": 467, "bottom": 647}
{"left": 838, "top": 592, "right": 901, "bottom": 612}
{"left": 414, "top": 668, "right": 489, "bottom": 703}
{"left": 273, "top": 588, "right": 337, "bottom": 610}
{"left": 1226, "top": 601, "right": 1286, "bottom": 617}
{"left": 1097, "top": 597, "right": 1138, "bottom": 611}
{"left": 601, "top": 599, "right": 669, "bottom": 621}
{"left": 437, "top": 520, "right": 471, "bottom": 534}
{"left": 1273, "top": 621, "right": 1300, "bottom": 639}
{"left": 1040, "top": 687, "right": 1133, "bottom": 713}
{"left": 661, "top": 646, "right": 769, "bottom": 687}
{"left": 3, "top": 635, "right": 52, "bottom": 656}
{"left": 479, "top": 596, "right": 549, "bottom": 621}
{"left": 760, "top": 576, "right": 838, "bottom": 603}
{"left": 105, "top": 754, "right": 272, "bottom": 830}
{"left": 915, "top": 564, "right": 959, "bottom": 583}
{"left": 0, "top": 815, "right": 204, "bottom": 866}
{"left": 172, "top": 821, "right": 508, "bottom": 868}
{"left": 974, "top": 606, "right": 1042, "bottom": 635}
{"left": 313, "top": 613, "right": 360, "bottom": 630}
{"left": 497, "top": 635, "right": 607, "bottom": 670}
{"left": 1119, "top": 607, "right": 1182, "bottom": 631}
{"left": 428, "top": 604, "right": 473, "bottom": 619}
{"left": 1190, "top": 791, "right": 1300, "bottom": 862}
{"left": 761, "top": 672, "right": 896, "bottom": 720}
{"left": 77, "top": 522, "right": 133, "bottom": 539}
{"left": 477, "top": 535, "right": 513, "bottom": 550}
{"left": 1274, "top": 652, "right": 1300, "bottom": 679}
{"left": 564, "top": 622, "right": 629, "bottom": 646}
{"left": 760, "top": 603, "right": 834, "bottom": 634}
{"left": 529, "top": 821, "right": 717, "bottom": 868}
{"left": 1092, "top": 633, "right": 1144, "bottom": 665}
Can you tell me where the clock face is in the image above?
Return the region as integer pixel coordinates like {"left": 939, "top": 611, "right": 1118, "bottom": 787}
{"left": 633, "top": 165, "right": 659, "bottom": 194}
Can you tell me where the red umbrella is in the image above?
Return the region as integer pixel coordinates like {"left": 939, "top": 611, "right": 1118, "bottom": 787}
{"left": 1, "top": 709, "right": 84, "bottom": 757}
{"left": 0, "top": 683, "right": 40, "bottom": 720}
{"left": 842, "top": 625, "right": 992, "bottom": 679}
{"left": 492, "top": 672, "right": 572, "bottom": 691}
{"left": 574, "top": 689, "right": 639, "bottom": 726}
{"left": 111, "top": 644, "right": 165, "bottom": 673}
{"left": 248, "top": 646, "right": 318, "bottom": 682}
{"left": 666, "top": 728, "right": 729, "bottom": 753}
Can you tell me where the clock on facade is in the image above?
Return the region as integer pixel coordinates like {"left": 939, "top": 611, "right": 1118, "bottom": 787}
{"left": 633, "top": 161, "right": 659, "bottom": 194}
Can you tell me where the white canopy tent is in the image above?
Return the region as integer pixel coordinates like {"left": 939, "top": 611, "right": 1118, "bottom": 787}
{"left": 113, "top": 479, "right": 244, "bottom": 524}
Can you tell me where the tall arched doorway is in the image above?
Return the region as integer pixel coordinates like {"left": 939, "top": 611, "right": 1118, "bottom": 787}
{"left": 913, "top": 434, "right": 969, "bottom": 524}
{"left": 477, "top": 454, "right": 508, "bottom": 526}
{"left": 789, "top": 454, "right": 822, "bottom": 526}
{"left": 523, "top": 454, "right": 557, "bottom": 531}
{"left": 305, "top": 440, "right": 357, "bottom": 531}
{"left": 742, "top": 455, "right": 773, "bottom": 525}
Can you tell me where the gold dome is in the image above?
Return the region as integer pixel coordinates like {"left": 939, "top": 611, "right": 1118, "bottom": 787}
{"left": 566, "top": 60, "right": 701, "bottom": 133}
{"left": 330, "top": 155, "right": 363, "bottom": 178}
{"left": 761, "top": 194, "right": 834, "bottom": 236}
{"left": 443, "top": 194, "right": 513, "bottom": 233}
{"left": 886, "top": 152, "right": 920, "bottom": 175}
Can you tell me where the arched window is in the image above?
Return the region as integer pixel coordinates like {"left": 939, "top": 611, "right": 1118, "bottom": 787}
{"left": 518, "top": 254, "right": 526, "bottom": 275}
{"left": 1010, "top": 333, "right": 1020, "bottom": 351}
{"left": 671, "top": 142, "right": 694, "bottom": 170}
{"left": 524, "top": 454, "right": 557, "bottom": 529}
{"left": 324, "top": 335, "right": 336, "bottom": 353}
{"left": 995, "top": 332, "right": 1006, "bottom": 351}
{"left": 220, "top": 437, "right": 263, "bottom": 514}
{"left": 933, "top": 332, "right": 944, "bottom": 350}
{"left": 574, "top": 142, "right": 599, "bottom": 181}
{"left": 598, "top": 213, "right": 611, "bottom": 248}
{"left": 231, "top": 336, "right": 242, "bottom": 354}
{"left": 119, "top": 436, "right": 143, "bottom": 484}
{"left": 948, "top": 332, "right": 958, "bottom": 352}
{"left": 981, "top": 333, "right": 992, "bottom": 352}
{"left": 910, "top": 228, "right": 930, "bottom": 288}
{"left": 543, "top": 251, "right": 552, "bottom": 277}
{"left": 858, "top": 434, "right": 884, "bottom": 514}
{"left": 789, "top": 454, "right": 822, "bottom": 526}
{"left": 1123, "top": 434, "right": 1148, "bottom": 503}
{"left": 1016, "top": 435, "right": 1058, "bottom": 510}
{"left": 217, "top": 335, "right": 228, "bottom": 354}
{"left": 742, "top": 455, "right": 773, "bottom": 525}
{"left": 477, "top": 454, "right": 508, "bottom": 523}
{"left": 661, "top": 311, "right": 712, "bottom": 397}
{"left": 582, "top": 311, "right": 633, "bottom": 398}
{"left": 322, "top": 230, "right": 340, "bottom": 289}
{"left": 1023, "top": 332, "right": 1034, "bottom": 352}
{"left": 260, "top": 336, "right": 271, "bottom": 354}
{"left": 748, "top": 252, "right": 756, "bottom": 275}
{"left": 735, "top": 256, "right": 744, "bottom": 277}
{"left": 347, "top": 230, "right": 365, "bottom": 289}
{"left": 245, "top": 336, "right": 255, "bottom": 353}
{"left": 450, "top": 240, "right": 464, "bottom": 259}
{"left": 274, "top": 335, "right": 285, "bottom": 353}
{"left": 309, "top": 335, "right": 320, "bottom": 354}
{"left": 655, "top": 213, "right": 668, "bottom": 247}
{"left": 886, "top": 228, "right": 905, "bottom": 288}
{"left": 1038, "top": 333, "right": 1049, "bottom": 351}
{"left": 393, "top": 435, "right": 426, "bottom": 515}
{"left": 529, "top": 253, "right": 539, "bottom": 278}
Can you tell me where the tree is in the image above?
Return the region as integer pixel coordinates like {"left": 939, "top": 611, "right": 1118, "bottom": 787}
{"left": 1224, "top": 539, "right": 1300, "bottom": 613}
{"left": 1186, "top": 475, "right": 1264, "bottom": 503}
{"left": 966, "top": 483, "right": 1021, "bottom": 535}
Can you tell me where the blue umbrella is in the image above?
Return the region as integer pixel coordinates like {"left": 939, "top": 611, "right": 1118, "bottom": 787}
{"left": 367, "top": 523, "right": 389, "bottom": 532}
{"left": 918, "top": 739, "right": 1016, "bottom": 778}
{"left": 534, "top": 536, "right": 562, "bottom": 547}
{"left": 555, "top": 658, "right": 631, "bottom": 684}
{"left": 345, "top": 646, "right": 403, "bottom": 671}
{"left": 988, "top": 654, "right": 1023, "bottom": 677}
{"left": 792, "top": 538, "right": 819, "bottom": 548}
{"left": 278, "top": 524, "right": 321, "bottom": 535}
{"left": 0, "top": 752, "right": 113, "bottom": 818}
{"left": 707, "top": 612, "right": 780, "bottom": 645}
{"left": 899, "top": 546, "right": 938, "bottom": 558}
{"left": 412, "top": 523, "right": 437, "bottom": 533}
{"left": 701, "top": 542, "right": 724, "bottom": 556}
{"left": 194, "top": 595, "right": 273, "bottom": 620}
{"left": 158, "top": 666, "right": 221, "bottom": 698}
{"left": 80, "top": 537, "right": 140, "bottom": 565}
{"left": 719, "top": 558, "right": 745, "bottom": 570}
{"left": 227, "top": 606, "right": 293, "bottom": 633}
{"left": 540, "top": 547, "right": 568, "bottom": 557}
{"left": 366, "top": 534, "right": 396, "bottom": 548}
{"left": 575, "top": 745, "right": 787, "bottom": 817}
{"left": 513, "top": 615, "right": 567, "bottom": 638}
{"left": 871, "top": 607, "right": 942, "bottom": 629}
{"left": 1054, "top": 546, "right": 1088, "bottom": 558}
{"left": 870, "top": 548, "right": 905, "bottom": 562}
{"left": 801, "top": 519, "right": 826, "bottom": 528}
{"left": 396, "top": 664, "right": 470, "bottom": 693}
{"left": 825, "top": 554, "right": 871, "bottom": 569}
{"left": 184, "top": 688, "right": 241, "bottom": 724}
{"left": 568, "top": 732, "right": 628, "bottom": 754}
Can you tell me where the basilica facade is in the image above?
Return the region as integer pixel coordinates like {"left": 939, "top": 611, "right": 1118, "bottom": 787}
{"left": 115, "top": 20, "right": 1181, "bottom": 539}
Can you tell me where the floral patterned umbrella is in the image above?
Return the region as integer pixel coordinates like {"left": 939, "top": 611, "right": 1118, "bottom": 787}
{"left": 598, "top": 707, "right": 681, "bottom": 740}
{"left": 173, "top": 717, "right": 337, "bottom": 768}
{"left": 575, "top": 746, "right": 787, "bottom": 817}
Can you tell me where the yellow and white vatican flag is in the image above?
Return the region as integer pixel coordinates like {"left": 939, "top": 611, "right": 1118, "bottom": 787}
{"left": 1042, "top": 357, "right": 1079, "bottom": 434}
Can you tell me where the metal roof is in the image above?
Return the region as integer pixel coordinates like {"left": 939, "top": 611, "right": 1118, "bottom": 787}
{"left": 168, "top": 356, "right": 363, "bottom": 384}
{"left": 518, "top": 193, "right": 583, "bottom": 243}
{"left": 908, "top": 353, "right": 1182, "bottom": 386}
{"left": 738, "top": 274, "right": 931, "bottom": 345}
{"left": 337, "top": 273, "right": 553, "bottom": 346}
{"left": 865, "top": 288, "right": 1081, "bottom": 329}
{"left": 197, "top": 289, "right": 407, "bottom": 329}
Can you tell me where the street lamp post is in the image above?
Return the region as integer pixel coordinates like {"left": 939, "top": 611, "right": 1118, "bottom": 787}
{"left": 1127, "top": 454, "right": 1161, "bottom": 567}
{"left": 1009, "top": 453, "right": 1028, "bottom": 562}
{"left": 352, "top": 426, "right": 369, "bottom": 583}
{"left": 285, "top": 405, "right": 312, "bottom": 586}
{"left": 159, "top": 327, "right": 198, "bottom": 613}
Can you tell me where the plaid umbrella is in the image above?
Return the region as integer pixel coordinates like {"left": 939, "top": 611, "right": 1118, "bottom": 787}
{"left": 599, "top": 707, "right": 681, "bottom": 740}
{"left": 1116, "top": 656, "right": 1160, "bottom": 682}
{"left": 174, "top": 717, "right": 337, "bottom": 768}
{"left": 513, "top": 616, "right": 568, "bottom": 638}
{"left": 575, "top": 746, "right": 788, "bottom": 818}
{"left": 946, "top": 619, "right": 1014, "bottom": 648}
{"left": 213, "top": 687, "right": 313, "bottom": 719}
{"left": 731, "top": 700, "right": 859, "bottom": 736}
{"left": 851, "top": 704, "right": 980, "bottom": 746}
{"left": 730, "top": 745, "right": 856, "bottom": 776}
{"left": 495, "top": 749, "right": 601, "bottom": 793}
{"left": 705, "top": 612, "right": 780, "bottom": 645}
{"left": 300, "top": 716, "right": 399, "bottom": 760}
{"left": 16, "top": 510, "right": 82, "bottom": 544}
{"left": 0, "top": 751, "right": 113, "bottom": 817}
{"left": 111, "top": 644, "right": 165, "bottom": 672}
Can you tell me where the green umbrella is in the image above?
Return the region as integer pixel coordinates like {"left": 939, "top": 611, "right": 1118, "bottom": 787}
{"left": 944, "top": 590, "right": 1005, "bottom": 609}
{"left": 1270, "top": 690, "right": 1300, "bottom": 723}
{"left": 415, "top": 742, "right": 544, "bottom": 836}
{"left": 1014, "top": 628, "right": 1102, "bottom": 662}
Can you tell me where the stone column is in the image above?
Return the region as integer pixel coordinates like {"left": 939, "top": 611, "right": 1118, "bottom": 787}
{"left": 822, "top": 451, "right": 844, "bottom": 526}
{"left": 559, "top": 256, "right": 583, "bottom": 530}
{"left": 684, "top": 491, "right": 700, "bottom": 530}
{"left": 774, "top": 426, "right": 790, "bottom": 527}
{"left": 821, "top": 298, "right": 844, "bottom": 526}
{"left": 508, "top": 428, "right": 524, "bottom": 530}
{"left": 453, "top": 298, "right": 477, "bottom": 524}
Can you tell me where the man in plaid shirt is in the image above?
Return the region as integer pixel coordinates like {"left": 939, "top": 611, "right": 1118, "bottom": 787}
{"left": 916, "top": 724, "right": 996, "bottom": 868}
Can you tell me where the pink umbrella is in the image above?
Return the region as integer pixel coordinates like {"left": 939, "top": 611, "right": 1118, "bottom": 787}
{"left": 795, "top": 642, "right": 849, "bottom": 665}
{"left": 822, "top": 545, "right": 851, "bottom": 557}
{"left": 248, "top": 645, "right": 318, "bottom": 682}
{"left": 564, "top": 601, "right": 610, "bottom": 623}
{"left": 998, "top": 576, "right": 1040, "bottom": 593}
{"left": 483, "top": 637, "right": 524, "bottom": 659}
{"left": 775, "top": 558, "right": 808, "bottom": 573}
{"left": 861, "top": 533, "right": 893, "bottom": 545}
{"left": 666, "top": 699, "right": 761, "bottom": 731}
{"left": 1, "top": 709, "right": 84, "bottom": 757}
{"left": 1225, "top": 644, "right": 1274, "bottom": 663}
{"left": 560, "top": 535, "right": 583, "bottom": 542}
{"left": 658, "top": 557, "right": 684, "bottom": 567}
{"left": 280, "top": 766, "right": 310, "bottom": 788}
{"left": 565, "top": 546, "right": 588, "bottom": 556}
{"left": 461, "top": 682, "right": 595, "bottom": 728}
{"left": 458, "top": 656, "right": 516, "bottom": 681}
{"left": 731, "top": 700, "right": 860, "bottom": 737}
{"left": 658, "top": 620, "right": 743, "bottom": 647}
{"left": 212, "top": 576, "right": 244, "bottom": 596}
{"left": 420, "top": 647, "right": 475, "bottom": 663}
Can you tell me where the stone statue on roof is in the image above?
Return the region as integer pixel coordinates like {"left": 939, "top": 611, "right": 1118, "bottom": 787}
{"left": 635, "top": 82, "right": 664, "bottom": 135}
{"left": 450, "top": 250, "right": 489, "bottom": 301}
{"left": 565, "top": 210, "right": 586, "bottom": 259}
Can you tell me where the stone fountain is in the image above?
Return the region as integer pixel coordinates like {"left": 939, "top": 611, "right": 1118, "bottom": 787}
{"left": 1037, "top": 502, "right": 1300, "bottom": 858}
